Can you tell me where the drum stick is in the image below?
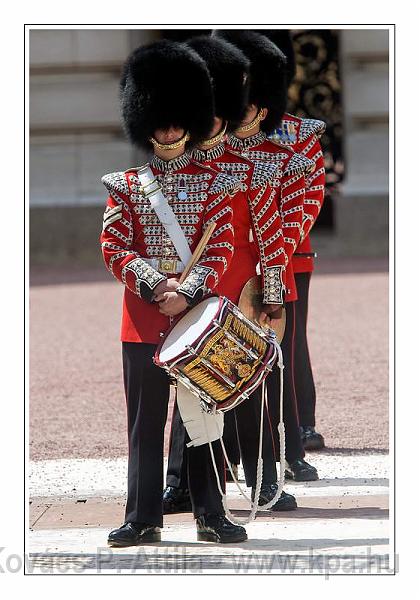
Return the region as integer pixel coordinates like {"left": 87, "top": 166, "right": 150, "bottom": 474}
{"left": 179, "top": 221, "right": 216, "bottom": 284}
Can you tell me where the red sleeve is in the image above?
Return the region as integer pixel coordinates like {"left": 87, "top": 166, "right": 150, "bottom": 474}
{"left": 297, "top": 136, "right": 326, "bottom": 239}
{"left": 280, "top": 171, "right": 305, "bottom": 261}
{"left": 100, "top": 172, "right": 166, "bottom": 302}
{"left": 248, "top": 165, "right": 287, "bottom": 304}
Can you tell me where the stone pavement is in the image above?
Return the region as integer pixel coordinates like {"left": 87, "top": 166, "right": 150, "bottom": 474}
{"left": 28, "top": 452, "right": 391, "bottom": 574}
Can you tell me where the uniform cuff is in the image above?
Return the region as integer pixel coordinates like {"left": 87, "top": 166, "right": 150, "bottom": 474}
{"left": 122, "top": 258, "right": 166, "bottom": 303}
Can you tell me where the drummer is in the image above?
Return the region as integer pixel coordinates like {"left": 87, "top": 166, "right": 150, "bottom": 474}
{"left": 100, "top": 40, "right": 247, "bottom": 546}
{"left": 163, "top": 35, "right": 298, "bottom": 513}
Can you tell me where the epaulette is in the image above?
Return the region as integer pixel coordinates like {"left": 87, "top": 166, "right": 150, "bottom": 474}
{"left": 250, "top": 161, "right": 278, "bottom": 190}
{"left": 283, "top": 154, "right": 315, "bottom": 177}
{"left": 209, "top": 170, "right": 241, "bottom": 195}
{"left": 297, "top": 118, "right": 326, "bottom": 142}
{"left": 101, "top": 171, "right": 130, "bottom": 196}
{"left": 191, "top": 161, "right": 240, "bottom": 195}
{"left": 271, "top": 115, "right": 326, "bottom": 145}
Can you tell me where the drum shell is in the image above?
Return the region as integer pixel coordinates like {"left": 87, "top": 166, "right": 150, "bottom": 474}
{"left": 154, "top": 296, "right": 278, "bottom": 411}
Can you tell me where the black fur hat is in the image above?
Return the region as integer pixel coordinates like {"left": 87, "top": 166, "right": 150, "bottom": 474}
{"left": 254, "top": 29, "right": 296, "bottom": 87}
{"left": 185, "top": 35, "right": 250, "bottom": 132}
{"left": 212, "top": 30, "right": 288, "bottom": 133}
{"left": 120, "top": 39, "right": 215, "bottom": 150}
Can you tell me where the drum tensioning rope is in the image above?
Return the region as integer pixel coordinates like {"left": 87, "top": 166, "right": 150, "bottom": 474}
{"left": 204, "top": 343, "right": 286, "bottom": 526}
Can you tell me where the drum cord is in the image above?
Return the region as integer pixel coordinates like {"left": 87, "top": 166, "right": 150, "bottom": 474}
{"left": 203, "top": 345, "right": 286, "bottom": 526}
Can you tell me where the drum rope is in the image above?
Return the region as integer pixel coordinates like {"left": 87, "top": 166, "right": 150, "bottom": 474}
{"left": 257, "top": 343, "right": 286, "bottom": 510}
{"left": 203, "top": 343, "right": 286, "bottom": 525}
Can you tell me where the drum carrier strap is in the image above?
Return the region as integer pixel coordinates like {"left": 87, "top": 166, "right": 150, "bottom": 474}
{"left": 136, "top": 164, "right": 193, "bottom": 266}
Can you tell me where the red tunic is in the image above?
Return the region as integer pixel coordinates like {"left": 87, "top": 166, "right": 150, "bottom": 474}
{"left": 100, "top": 153, "right": 237, "bottom": 343}
{"left": 271, "top": 114, "right": 326, "bottom": 273}
{"left": 190, "top": 143, "right": 286, "bottom": 305}
{"left": 226, "top": 131, "right": 314, "bottom": 302}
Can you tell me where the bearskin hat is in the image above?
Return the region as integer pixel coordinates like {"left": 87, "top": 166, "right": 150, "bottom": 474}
{"left": 212, "top": 30, "right": 288, "bottom": 133}
{"left": 254, "top": 29, "right": 296, "bottom": 87}
{"left": 185, "top": 35, "right": 250, "bottom": 132}
{"left": 120, "top": 39, "right": 215, "bottom": 150}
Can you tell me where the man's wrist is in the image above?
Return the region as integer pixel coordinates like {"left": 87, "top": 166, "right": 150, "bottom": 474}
{"left": 177, "top": 289, "right": 194, "bottom": 307}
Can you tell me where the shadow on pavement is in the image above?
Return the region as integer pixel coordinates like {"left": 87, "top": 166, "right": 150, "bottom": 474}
{"left": 237, "top": 506, "right": 389, "bottom": 520}
{"left": 312, "top": 447, "right": 389, "bottom": 455}
{"left": 286, "top": 477, "right": 389, "bottom": 488}
{"left": 28, "top": 537, "right": 390, "bottom": 572}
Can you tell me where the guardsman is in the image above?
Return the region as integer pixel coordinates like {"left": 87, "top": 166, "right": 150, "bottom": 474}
{"left": 214, "top": 30, "right": 319, "bottom": 481}
{"left": 163, "top": 35, "right": 298, "bottom": 513}
{"left": 265, "top": 29, "right": 327, "bottom": 451}
{"left": 100, "top": 40, "right": 247, "bottom": 546}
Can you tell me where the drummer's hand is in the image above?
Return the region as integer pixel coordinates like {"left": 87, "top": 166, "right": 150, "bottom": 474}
{"left": 259, "top": 304, "right": 283, "bottom": 326}
{"left": 153, "top": 278, "right": 180, "bottom": 302}
{"left": 158, "top": 291, "right": 188, "bottom": 316}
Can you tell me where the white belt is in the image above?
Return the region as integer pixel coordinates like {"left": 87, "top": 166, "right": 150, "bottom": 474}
{"left": 136, "top": 164, "right": 193, "bottom": 266}
{"left": 143, "top": 257, "right": 185, "bottom": 274}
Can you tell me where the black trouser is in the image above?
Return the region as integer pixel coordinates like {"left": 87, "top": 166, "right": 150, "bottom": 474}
{"left": 294, "top": 272, "right": 317, "bottom": 427}
{"left": 222, "top": 411, "right": 241, "bottom": 466}
{"left": 123, "top": 342, "right": 224, "bottom": 528}
{"left": 267, "top": 300, "right": 306, "bottom": 463}
{"left": 166, "top": 387, "right": 278, "bottom": 490}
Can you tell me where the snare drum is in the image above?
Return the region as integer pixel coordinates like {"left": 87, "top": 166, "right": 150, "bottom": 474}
{"left": 154, "top": 295, "right": 278, "bottom": 412}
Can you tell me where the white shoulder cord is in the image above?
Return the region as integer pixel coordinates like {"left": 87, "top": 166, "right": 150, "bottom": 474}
{"left": 204, "top": 342, "right": 286, "bottom": 526}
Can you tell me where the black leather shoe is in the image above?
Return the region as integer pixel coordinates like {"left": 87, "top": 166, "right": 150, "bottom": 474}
{"left": 300, "top": 426, "right": 325, "bottom": 451}
{"left": 196, "top": 514, "right": 247, "bottom": 543}
{"left": 162, "top": 486, "right": 192, "bottom": 514}
{"left": 252, "top": 483, "right": 297, "bottom": 511}
{"left": 108, "top": 522, "right": 161, "bottom": 547}
{"left": 285, "top": 458, "right": 319, "bottom": 482}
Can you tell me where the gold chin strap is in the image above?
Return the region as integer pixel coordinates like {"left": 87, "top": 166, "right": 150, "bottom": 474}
{"left": 200, "top": 122, "right": 228, "bottom": 148}
{"left": 149, "top": 132, "right": 190, "bottom": 151}
{"left": 236, "top": 108, "right": 265, "bottom": 133}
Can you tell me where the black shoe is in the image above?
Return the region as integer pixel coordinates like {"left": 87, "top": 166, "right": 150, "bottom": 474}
{"left": 162, "top": 486, "right": 192, "bottom": 514}
{"left": 285, "top": 458, "right": 319, "bottom": 482}
{"left": 225, "top": 463, "right": 239, "bottom": 482}
{"left": 196, "top": 514, "right": 247, "bottom": 543}
{"left": 252, "top": 483, "right": 298, "bottom": 511}
{"left": 108, "top": 522, "right": 161, "bottom": 547}
{"left": 300, "top": 426, "right": 325, "bottom": 451}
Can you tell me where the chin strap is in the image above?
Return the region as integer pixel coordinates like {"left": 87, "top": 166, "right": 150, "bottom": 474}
{"left": 204, "top": 342, "right": 285, "bottom": 526}
{"left": 200, "top": 122, "right": 227, "bottom": 147}
{"left": 149, "top": 131, "right": 190, "bottom": 151}
{"left": 236, "top": 108, "right": 265, "bottom": 134}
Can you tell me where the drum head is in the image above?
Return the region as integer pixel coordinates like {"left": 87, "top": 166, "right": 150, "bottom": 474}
{"left": 158, "top": 296, "right": 221, "bottom": 363}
